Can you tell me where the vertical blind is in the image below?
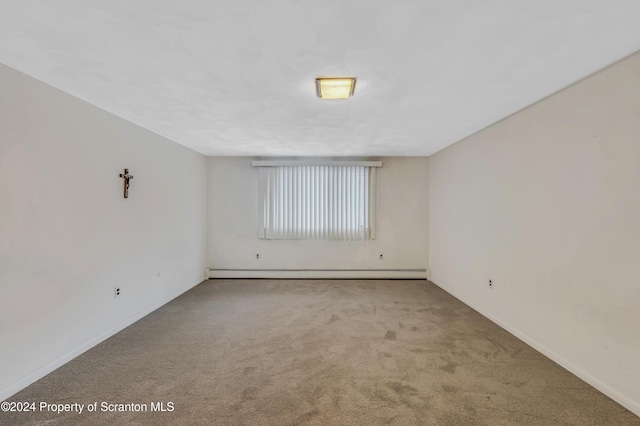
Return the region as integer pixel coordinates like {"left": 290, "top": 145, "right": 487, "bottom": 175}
{"left": 257, "top": 165, "right": 378, "bottom": 241}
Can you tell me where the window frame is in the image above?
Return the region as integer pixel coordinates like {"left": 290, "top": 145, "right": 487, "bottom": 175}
{"left": 252, "top": 160, "right": 381, "bottom": 241}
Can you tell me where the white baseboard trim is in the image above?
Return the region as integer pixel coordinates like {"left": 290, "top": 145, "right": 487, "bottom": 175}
{"left": 429, "top": 277, "right": 640, "bottom": 418}
{"left": 207, "top": 268, "right": 427, "bottom": 279}
{"left": 0, "top": 276, "right": 205, "bottom": 402}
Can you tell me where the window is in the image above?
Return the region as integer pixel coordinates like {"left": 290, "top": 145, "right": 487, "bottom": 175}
{"left": 252, "top": 161, "right": 381, "bottom": 241}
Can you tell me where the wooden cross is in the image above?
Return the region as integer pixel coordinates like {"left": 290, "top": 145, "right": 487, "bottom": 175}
{"left": 119, "top": 168, "right": 134, "bottom": 198}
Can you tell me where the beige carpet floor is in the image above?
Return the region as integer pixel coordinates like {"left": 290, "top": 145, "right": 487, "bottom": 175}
{"left": 2, "top": 279, "right": 638, "bottom": 425}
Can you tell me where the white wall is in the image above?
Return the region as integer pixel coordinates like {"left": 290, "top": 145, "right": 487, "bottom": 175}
{"left": 428, "top": 52, "right": 640, "bottom": 415}
{"left": 207, "top": 157, "right": 428, "bottom": 278}
{"left": 0, "top": 64, "right": 208, "bottom": 400}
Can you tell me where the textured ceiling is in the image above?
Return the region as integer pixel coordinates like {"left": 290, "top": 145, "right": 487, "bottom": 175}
{"left": 1, "top": 1, "right": 639, "bottom": 156}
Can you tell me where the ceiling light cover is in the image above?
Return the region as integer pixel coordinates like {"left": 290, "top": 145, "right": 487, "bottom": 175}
{"left": 315, "top": 77, "right": 357, "bottom": 99}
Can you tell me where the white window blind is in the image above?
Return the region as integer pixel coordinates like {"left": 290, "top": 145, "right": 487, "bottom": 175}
{"left": 256, "top": 164, "right": 378, "bottom": 241}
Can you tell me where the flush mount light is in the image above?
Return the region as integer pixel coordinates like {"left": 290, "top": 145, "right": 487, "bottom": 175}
{"left": 315, "top": 77, "right": 357, "bottom": 99}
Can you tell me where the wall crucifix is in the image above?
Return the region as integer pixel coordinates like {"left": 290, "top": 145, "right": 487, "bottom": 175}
{"left": 119, "top": 168, "right": 134, "bottom": 198}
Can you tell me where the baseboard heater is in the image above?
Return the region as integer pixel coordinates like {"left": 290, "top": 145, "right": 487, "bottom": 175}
{"left": 206, "top": 268, "right": 427, "bottom": 279}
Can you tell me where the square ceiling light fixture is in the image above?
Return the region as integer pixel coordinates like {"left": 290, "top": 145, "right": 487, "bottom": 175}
{"left": 315, "top": 77, "right": 357, "bottom": 99}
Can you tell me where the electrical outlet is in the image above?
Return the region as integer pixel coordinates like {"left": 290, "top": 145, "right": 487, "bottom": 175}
{"left": 379, "top": 254, "right": 383, "bottom": 260}
{"left": 489, "top": 279, "right": 493, "bottom": 289}
{"left": 256, "top": 253, "right": 260, "bottom": 259}
{"left": 114, "top": 287, "right": 121, "bottom": 298}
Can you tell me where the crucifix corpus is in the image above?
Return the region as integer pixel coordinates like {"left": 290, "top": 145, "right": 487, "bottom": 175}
{"left": 119, "top": 168, "right": 134, "bottom": 198}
